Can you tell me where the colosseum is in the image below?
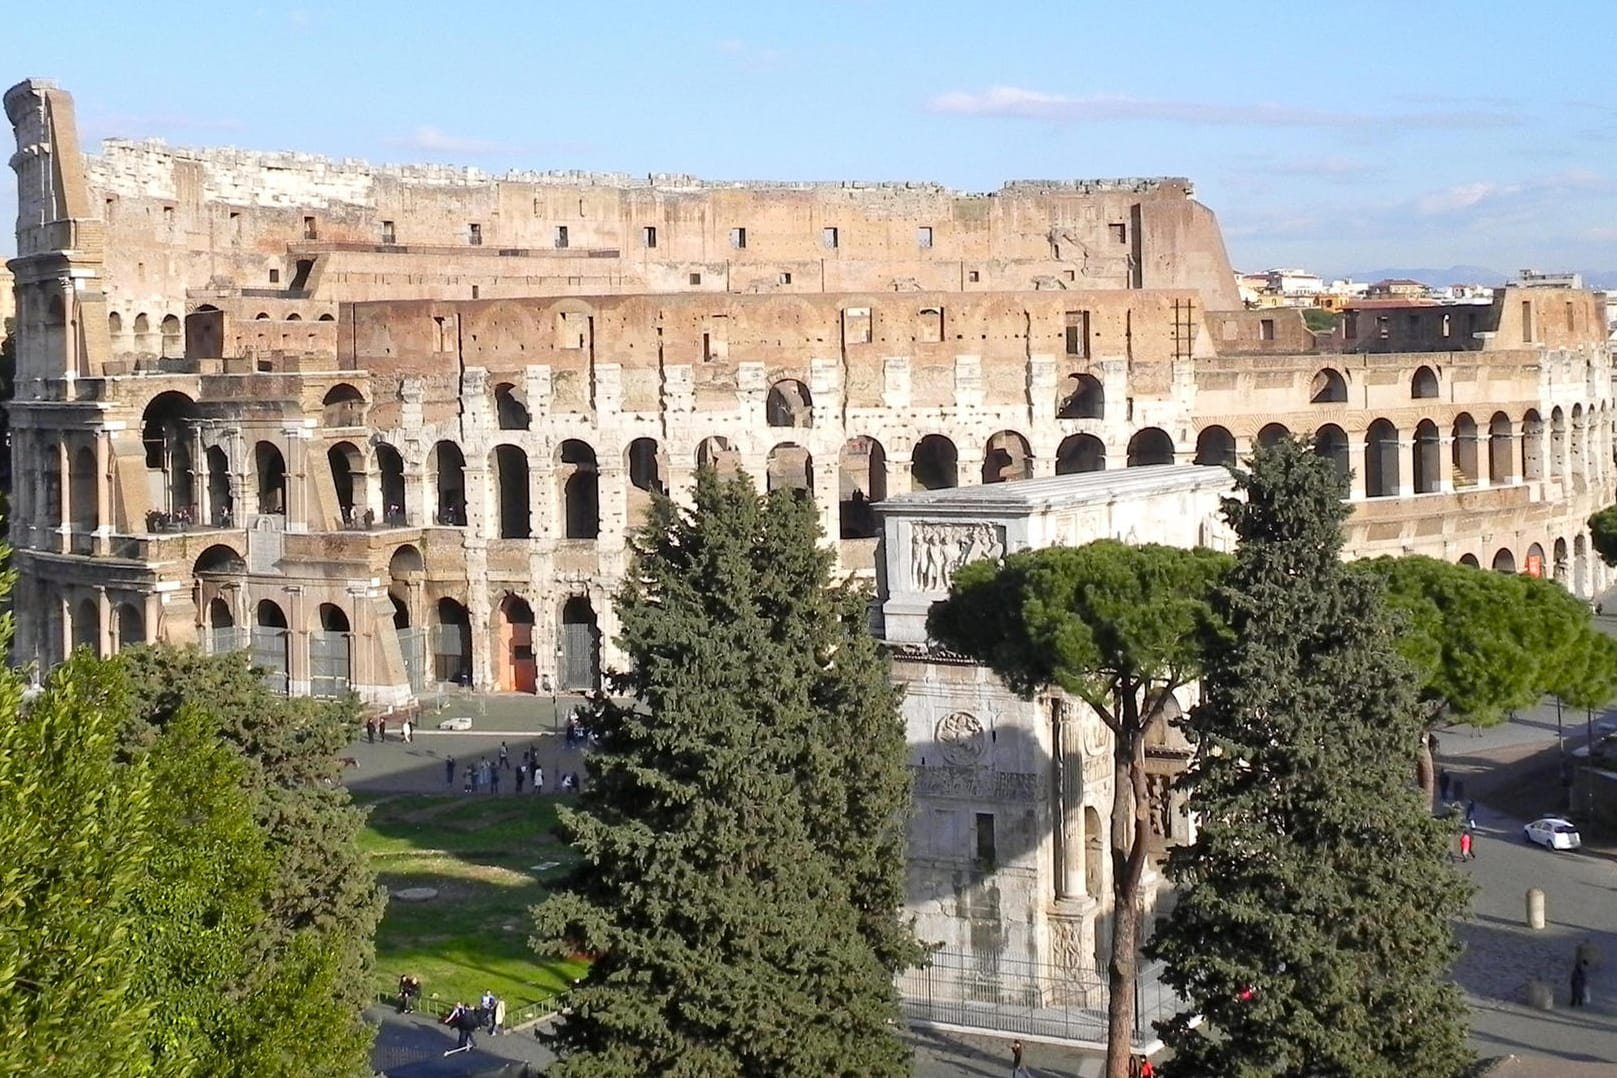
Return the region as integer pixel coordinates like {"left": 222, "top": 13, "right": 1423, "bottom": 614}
{"left": 6, "top": 77, "right": 1613, "bottom": 705}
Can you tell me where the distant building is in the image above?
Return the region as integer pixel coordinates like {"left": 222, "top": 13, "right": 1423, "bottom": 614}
{"left": 1266, "top": 268, "right": 1324, "bottom": 296}
{"left": 1367, "top": 278, "right": 1431, "bottom": 299}
{"left": 1513, "top": 269, "right": 1585, "bottom": 290}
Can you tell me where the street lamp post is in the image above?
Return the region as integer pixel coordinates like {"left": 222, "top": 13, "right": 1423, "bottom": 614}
{"left": 553, "top": 642, "right": 565, "bottom": 734}
{"left": 1588, "top": 706, "right": 1598, "bottom": 828}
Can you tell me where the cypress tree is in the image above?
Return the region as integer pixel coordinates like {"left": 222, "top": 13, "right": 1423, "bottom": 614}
{"left": 1148, "top": 438, "right": 1473, "bottom": 1077}
{"left": 532, "top": 472, "right": 920, "bottom": 1077}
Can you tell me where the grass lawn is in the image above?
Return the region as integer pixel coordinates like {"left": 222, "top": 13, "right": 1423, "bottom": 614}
{"left": 357, "top": 791, "right": 588, "bottom": 1020}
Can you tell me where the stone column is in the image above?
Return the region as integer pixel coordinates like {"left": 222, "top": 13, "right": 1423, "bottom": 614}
{"left": 56, "top": 437, "right": 70, "bottom": 554}
{"left": 285, "top": 586, "right": 309, "bottom": 697}
{"left": 96, "top": 586, "right": 112, "bottom": 657}
{"left": 1437, "top": 435, "right": 1455, "bottom": 493}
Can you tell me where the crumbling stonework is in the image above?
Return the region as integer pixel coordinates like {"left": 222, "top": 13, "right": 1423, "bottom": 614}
{"left": 7, "top": 77, "right": 1612, "bottom": 706}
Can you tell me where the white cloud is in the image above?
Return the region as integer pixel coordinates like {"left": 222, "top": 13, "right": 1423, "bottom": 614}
{"left": 1414, "top": 170, "right": 1614, "bottom": 216}
{"left": 926, "top": 86, "right": 1520, "bottom": 130}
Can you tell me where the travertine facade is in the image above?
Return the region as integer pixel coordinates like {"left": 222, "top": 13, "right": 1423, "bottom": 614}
{"left": 7, "top": 77, "right": 1613, "bottom": 714}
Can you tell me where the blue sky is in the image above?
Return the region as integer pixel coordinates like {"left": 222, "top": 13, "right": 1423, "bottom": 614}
{"left": 6, "top": 1, "right": 1617, "bottom": 277}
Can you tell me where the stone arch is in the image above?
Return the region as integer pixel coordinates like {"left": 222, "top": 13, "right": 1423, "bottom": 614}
{"left": 254, "top": 441, "right": 287, "bottom": 515}
{"left": 558, "top": 440, "right": 600, "bottom": 539}
{"left": 493, "top": 382, "right": 531, "bottom": 430}
{"left": 1313, "top": 424, "right": 1350, "bottom": 483}
{"left": 430, "top": 441, "right": 467, "bottom": 525}
{"left": 206, "top": 445, "right": 232, "bottom": 525}
{"left": 318, "top": 313, "right": 335, "bottom": 322}
{"left": 839, "top": 436, "right": 887, "bottom": 539}
{"left": 766, "top": 378, "right": 813, "bottom": 428}
{"left": 69, "top": 444, "right": 98, "bottom": 534}
{"left": 311, "top": 603, "right": 353, "bottom": 697}
{"left": 696, "top": 436, "right": 743, "bottom": 477}
{"left": 494, "top": 445, "right": 531, "bottom": 539}
{"left": 1126, "top": 428, "right": 1174, "bottom": 467}
{"left": 376, "top": 443, "right": 407, "bottom": 523}
{"left": 626, "top": 437, "right": 666, "bottom": 528}
{"left": 1364, "top": 419, "right": 1400, "bottom": 498}
{"left": 1571, "top": 403, "right": 1586, "bottom": 477}
{"left": 497, "top": 593, "right": 537, "bottom": 693}
{"left": 1459, "top": 553, "right": 1480, "bottom": 569}
{"left": 1256, "top": 423, "right": 1291, "bottom": 449}
{"left": 133, "top": 312, "right": 151, "bottom": 338}
{"left": 1551, "top": 407, "right": 1566, "bottom": 479}
{"left": 1194, "top": 426, "right": 1236, "bottom": 468}
{"left": 1413, "top": 419, "right": 1441, "bottom": 494}
{"left": 141, "top": 391, "right": 199, "bottom": 513}
{"left": 911, "top": 434, "right": 958, "bottom": 491}
{"left": 160, "top": 314, "right": 181, "bottom": 356}
{"left": 321, "top": 383, "right": 366, "bottom": 427}
{"left": 559, "top": 595, "right": 602, "bottom": 691}
{"left": 1526, "top": 542, "right": 1547, "bottom": 579}
{"left": 1309, "top": 367, "right": 1348, "bottom": 404}
{"left": 1056, "top": 434, "right": 1106, "bottom": 474}
{"left": 327, "top": 441, "right": 364, "bottom": 523}
{"left": 1451, "top": 413, "right": 1479, "bottom": 487}
{"left": 432, "top": 597, "right": 473, "bottom": 685}
{"left": 982, "top": 430, "right": 1032, "bottom": 484}
{"left": 1554, "top": 537, "right": 1569, "bottom": 585}
{"left": 73, "top": 597, "right": 99, "bottom": 653}
{"left": 194, "top": 543, "right": 246, "bottom": 578}
{"left": 1488, "top": 412, "right": 1513, "bottom": 484}
{"left": 1411, "top": 365, "right": 1439, "bottom": 400}
{"left": 108, "top": 311, "right": 123, "bottom": 336}
{"left": 1056, "top": 373, "right": 1104, "bottom": 420}
{"left": 766, "top": 443, "right": 813, "bottom": 495}
{"left": 253, "top": 600, "right": 290, "bottom": 694}
{"left": 1083, "top": 805, "right": 1103, "bottom": 901}
{"left": 1492, "top": 548, "right": 1516, "bottom": 574}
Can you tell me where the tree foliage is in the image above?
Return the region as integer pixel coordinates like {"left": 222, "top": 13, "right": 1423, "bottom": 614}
{"left": 1149, "top": 438, "right": 1473, "bottom": 1077}
{"left": 928, "top": 539, "right": 1231, "bottom": 1078}
{"left": 1590, "top": 505, "right": 1617, "bottom": 568}
{"left": 532, "top": 473, "right": 921, "bottom": 1077}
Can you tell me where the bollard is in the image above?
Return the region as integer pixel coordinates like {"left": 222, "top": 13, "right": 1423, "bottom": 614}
{"left": 1526, "top": 888, "right": 1546, "bottom": 930}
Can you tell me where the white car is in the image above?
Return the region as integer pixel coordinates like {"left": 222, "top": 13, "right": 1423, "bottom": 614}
{"left": 436, "top": 715, "right": 473, "bottom": 732}
{"left": 1523, "top": 817, "right": 1582, "bottom": 851}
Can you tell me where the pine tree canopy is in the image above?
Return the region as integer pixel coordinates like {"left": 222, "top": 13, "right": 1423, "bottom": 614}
{"left": 1149, "top": 438, "right": 1474, "bottom": 1078}
{"left": 532, "top": 471, "right": 920, "bottom": 1078}
{"left": 1588, "top": 505, "right": 1617, "bottom": 567}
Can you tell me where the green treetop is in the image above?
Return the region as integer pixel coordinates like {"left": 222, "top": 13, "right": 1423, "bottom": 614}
{"left": 1149, "top": 438, "right": 1473, "bottom": 1077}
{"left": 532, "top": 473, "right": 919, "bottom": 1078}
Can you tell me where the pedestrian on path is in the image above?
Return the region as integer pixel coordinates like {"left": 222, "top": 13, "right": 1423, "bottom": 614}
{"left": 1459, "top": 830, "right": 1475, "bottom": 861}
{"left": 1465, "top": 800, "right": 1477, "bottom": 830}
{"left": 463, "top": 769, "right": 474, "bottom": 794}
{"left": 492, "top": 996, "right": 506, "bottom": 1036}
{"left": 365, "top": 717, "right": 376, "bottom": 744}
{"left": 499, "top": 741, "right": 510, "bottom": 770}
{"left": 1010, "top": 1039, "right": 1033, "bottom": 1078}
{"left": 378, "top": 717, "right": 388, "bottom": 742}
{"left": 445, "top": 756, "right": 455, "bottom": 786}
{"left": 533, "top": 765, "right": 544, "bottom": 795}
{"left": 516, "top": 762, "right": 527, "bottom": 793}
{"left": 1571, "top": 959, "right": 1589, "bottom": 1007}
{"left": 490, "top": 766, "right": 501, "bottom": 795}
{"left": 402, "top": 719, "right": 413, "bottom": 744}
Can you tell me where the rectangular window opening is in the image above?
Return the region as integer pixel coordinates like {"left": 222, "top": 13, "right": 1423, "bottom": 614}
{"left": 163, "top": 205, "right": 174, "bottom": 226}
{"left": 974, "top": 812, "right": 996, "bottom": 867}
{"left": 822, "top": 226, "right": 839, "bottom": 249}
{"left": 381, "top": 220, "right": 396, "bottom": 244}
{"left": 268, "top": 268, "right": 280, "bottom": 284}
{"left": 917, "top": 226, "right": 933, "bottom": 249}
{"left": 779, "top": 272, "right": 792, "bottom": 285}
{"left": 1064, "top": 310, "right": 1091, "bottom": 357}
{"left": 702, "top": 331, "right": 713, "bottom": 362}
{"left": 643, "top": 226, "right": 657, "bottom": 248}
{"left": 471, "top": 285, "right": 480, "bottom": 299}
{"left": 967, "top": 269, "right": 980, "bottom": 283}
{"left": 554, "top": 225, "right": 570, "bottom": 249}
{"left": 1260, "top": 318, "right": 1276, "bottom": 341}
{"left": 730, "top": 227, "right": 747, "bottom": 249}
{"left": 303, "top": 216, "right": 317, "bottom": 240}
{"left": 468, "top": 223, "right": 482, "bottom": 246}
{"left": 1521, "top": 300, "right": 1533, "bottom": 343}
{"left": 689, "top": 272, "right": 702, "bottom": 286}
{"left": 843, "top": 307, "right": 872, "bottom": 346}
{"left": 1109, "top": 223, "right": 1127, "bottom": 244}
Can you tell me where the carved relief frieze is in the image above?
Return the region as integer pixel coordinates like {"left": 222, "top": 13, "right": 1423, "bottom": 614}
{"left": 911, "top": 522, "right": 1005, "bottom": 593}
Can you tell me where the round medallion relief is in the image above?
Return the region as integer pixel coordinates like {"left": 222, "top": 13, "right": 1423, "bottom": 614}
{"left": 935, "top": 711, "right": 987, "bottom": 765}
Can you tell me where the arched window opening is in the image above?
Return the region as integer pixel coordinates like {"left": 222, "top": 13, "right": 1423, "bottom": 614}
{"left": 310, "top": 603, "right": 353, "bottom": 697}
{"left": 1520, "top": 409, "right": 1543, "bottom": 481}
{"left": 376, "top": 444, "right": 407, "bottom": 524}
{"left": 559, "top": 440, "right": 600, "bottom": 539}
{"left": 1126, "top": 428, "right": 1175, "bottom": 467}
{"left": 1526, "top": 542, "right": 1547, "bottom": 579}
{"left": 1488, "top": 412, "right": 1514, "bottom": 485}
{"left": 1313, "top": 425, "right": 1350, "bottom": 484}
{"left": 1309, "top": 367, "right": 1347, "bottom": 404}
{"left": 321, "top": 383, "right": 366, "bottom": 427}
{"left": 497, "top": 594, "right": 538, "bottom": 694}
{"left": 252, "top": 600, "right": 290, "bottom": 695}
{"left": 982, "top": 431, "right": 1033, "bottom": 484}
{"left": 1256, "top": 423, "right": 1291, "bottom": 449}
{"left": 1413, "top": 420, "right": 1441, "bottom": 494}
{"left": 1459, "top": 553, "right": 1481, "bottom": 569}
{"left": 911, "top": 435, "right": 958, "bottom": 491}
{"left": 160, "top": 315, "right": 181, "bottom": 357}
{"left": 1451, "top": 414, "right": 1479, "bottom": 487}
{"left": 838, "top": 436, "right": 887, "bottom": 539}
{"left": 495, "top": 445, "right": 532, "bottom": 539}
{"left": 430, "top": 441, "right": 467, "bottom": 526}
{"left": 254, "top": 442, "right": 287, "bottom": 515}
{"left": 1411, "top": 365, "right": 1439, "bottom": 400}
{"left": 431, "top": 598, "right": 473, "bottom": 686}
{"left": 1554, "top": 537, "right": 1570, "bottom": 585}
{"left": 1194, "top": 427, "right": 1236, "bottom": 468}
{"left": 133, "top": 312, "right": 151, "bottom": 339}
{"left": 141, "top": 391, "right": 199, "bottom": 516}
{"left": 1571, "top": 404, "right": 1586, "bottom": 478}
{"left": 1364, "top": 419, "right": 1400, "bottom": 498}
{"left": 626, "top": 438, "right": 666, "bottom": 529}
{"left": 108, "top": 311, "right": 123, "bottom": 336}
{"left": 73, "top": 598, "right": 100, "bottom": 653}
{"left": 205, "top": 445, "right": 233, "bottom": 527}
{"left": 493, "top": 383, "right": 531, "bottom": 430}
{"left": 1056, "top": 434, "right": 1106, "bottom": 475}
{"left": 1491, "top": 548, "right": 1516, "bottom": 574}
{"left": 559, "top": 596, "right": 602, "bottom": 691}
{"left": 1056, "top": 374, "right": 1104, "bottom": 420}
{"left": 696, "top": 436, "right": 743, "bottom": 477}
{"left": 1083, "top": 806, "right": 1104, "bottom": 902}
{"left": 1550, "top": 407, "right": 1566, "bottom": 479}
{"left": 327, "top": 442, "right": 363, "bottom": 526}
{"left": 69, "top": 445, "right": 98, "bottom": 534}
{"left": 766, "top": 443, "right": 813, "bottom": 495}
{"left": 765, "top": 379, "right": 813, "bottom": 429}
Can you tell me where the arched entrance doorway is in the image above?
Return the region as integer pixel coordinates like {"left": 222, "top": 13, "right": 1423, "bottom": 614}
{"left": 253, "top": 600, "right": 290, "bottom": 695}
{"left": 311, "top": 604, "right": 352, "bottom": 698}
{"left": 498, "top": 594, "right": 538, "bottom": 693}
{"left": 560, "top": 596, "right": 601, "bottom": 691}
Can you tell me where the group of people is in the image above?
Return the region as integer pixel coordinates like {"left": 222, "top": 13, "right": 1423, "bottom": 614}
{"left": 441, "top": 991, "right": 508, "bottom": 1054}
{"left": 364, "top": 714, "right": 413, "bottom": 744}
{"left": 443, "top": 745, "right": 583, "bottom": 796}
{"left": 1437, "top": 769, "right": 1479, "bottom": 862}
{"left": 395, "top": 974, "right": 422, "bottom": 1014}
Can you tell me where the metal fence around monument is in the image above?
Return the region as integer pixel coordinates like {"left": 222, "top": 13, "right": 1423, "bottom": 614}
{"left": 897, "top": 948, "right": 1179, "bottom": 1045}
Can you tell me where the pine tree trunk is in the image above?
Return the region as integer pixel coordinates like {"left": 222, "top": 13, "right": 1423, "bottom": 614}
{"left": 1104, "top": 723, "right": 1151, "bottom": 1078}
{"left": 1417, "top": 729, "right": 1436, "bottom": 804}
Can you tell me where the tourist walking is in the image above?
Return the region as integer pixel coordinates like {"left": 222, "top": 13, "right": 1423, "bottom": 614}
{"left": 1458, "top": 830, "right": 1475, "bottom": 861}
{"left": 480, "top": 991, "right": 497, "bottom": 1033}
{"left": 463, "top": 769, "right": 474, "bottom": 794}
{"left": 533, "top": 765, "right": 544, "bottom": 795}
{"left": 443, "top": 1002, "right": 477, "bottom": 1054}
{"left": 365, "top": 717, "right": 376, "bottom": 744}
{"left": 1010, "top": 1039, "right": 1033, "bottom": 1078}
{"left": 445, "top": 756, "right": 455, "bottom": 786}
{"left": 1571, "top": 958, "right": 1589, "bottom": 1007}
{"left": 1465, "top": 800, "right": 1477, "bottom": 830}
{"left": 490, "top": 765, "right": 501, "bottom": 795}
{"left": 378, "top": 717, "right": 388, "bottom": 742}
{"left": 402, "top": 718, "right": 413, "bottom": 744}
{"left": 516, "top": 763, "right": 527, "bottom": 793}
{"left": 492, "top": 996, "right": 506, "bottom": 1036}
{"left": 499, "top": 741, "right": 510, "bottom": 770}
